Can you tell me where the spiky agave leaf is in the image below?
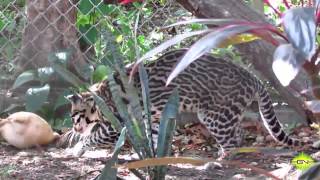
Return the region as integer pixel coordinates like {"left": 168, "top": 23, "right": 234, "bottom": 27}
{"left": 99, "top": 127, "right": 127, "bottom": 180}
{"left": 154, "top": 89, "right": 179, "bottom": 179}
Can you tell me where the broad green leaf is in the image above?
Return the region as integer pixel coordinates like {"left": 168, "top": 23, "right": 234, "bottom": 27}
{"left": 92, "top": 65, "right": 109, "bottom": 82}
{"left": 0, "top": 19, "right": 4, "bottom": 30}
{"left": 37, "top": 67, "right": 54, "bottom": 83}
{"left": 26, "top": 84, "right": 50, "bottom": 112}
{"left": 77, "top": 14, "right": 90, "bottom": 26}
{"left": 13, "top": 70, "right": 38, "bottom": 89}
{"left": 99, "top": 127, "right": 127, "bottom": 180}
{"left": 79, "top": 24, "right": 98, "bottom": 44}
{"left": 155, "top": 89, "right": 179, "bottom": 179}
{"left": 97, "top": 3, "right": 114, "bottom": 15}
{"left": 78, "top": 0, "right": 94, "bottom": 15}
{"left": 283, "top": 7, "right": 316, "bottom": 59}
{"left": 272, "top": 44, "right": 305, "bottom": 86}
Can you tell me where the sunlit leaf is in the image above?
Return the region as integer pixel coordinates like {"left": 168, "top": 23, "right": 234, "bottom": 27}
{"left": 218, "top": 34, "right": 260, "bottom": 48}
{"left": 26, "top": 84, "right": 50, "bottom": 112}
{"left": 92, "top": 65, "right": 109, "bottom": 82}
{"left": 99, "top": 127, "right": 127, "bottom": 180}
{"left": 77, "top": 14, "right": 90, "bottom": 26}
{"left": 116, "top": 35, "right": 123, "bottom": 43}
{"left": 282, "top": 7, "right": 316, "bottom": 59}
{"left": 272, "top": 44, "right": 305, "bottom": 86}
{"left": 12, "top": 70, "right": 38, "bottom": 89}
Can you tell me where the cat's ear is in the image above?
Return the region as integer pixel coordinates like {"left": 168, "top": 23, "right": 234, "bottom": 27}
{"left": 80, "top": 95, "right": 94, "bottom": 107}
{"left": 65, "top": 93, "right": 82, "bottom": 104}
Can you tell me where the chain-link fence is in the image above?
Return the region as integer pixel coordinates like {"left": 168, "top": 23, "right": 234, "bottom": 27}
{"left": 0, "top": 0, "right": 189, "bottom": 71}
{"left": 0, "top": 0, "right": 193, "bottom": 115}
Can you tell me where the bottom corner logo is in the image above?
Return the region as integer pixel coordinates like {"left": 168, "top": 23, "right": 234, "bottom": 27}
{"left": 291, "top": 152, "right": 315, "bottom": 170}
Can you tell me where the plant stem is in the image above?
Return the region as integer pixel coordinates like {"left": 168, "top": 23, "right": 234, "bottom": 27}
{"left": 283, "top": 0, "right": 290, "bottom": 9}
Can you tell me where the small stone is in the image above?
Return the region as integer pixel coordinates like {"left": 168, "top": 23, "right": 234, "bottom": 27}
{"left": 298, "top": 132, "right": 308, "bottom": 137}
{"left": 302, "top": 137, "right": 310, "bottom": 142}
{"left": 204, "top": 161, "right": 223, "bottom": 170}
{"left": 312, "top": 139, "right": 320, "bottom": 149}
{"left": 256, "top": 136, "right": 264, "bottom": 143}
{"left": 232, "top": 174, "right": 246, "bottom": 179}
{"left": 265, "top": 135, "right": 274, "bottom": 142}
{"left": 250, "top": 162, "right": 258, "bottom": 166}
{"left": 17, "top": 151, "right": 29, "bottom": 157}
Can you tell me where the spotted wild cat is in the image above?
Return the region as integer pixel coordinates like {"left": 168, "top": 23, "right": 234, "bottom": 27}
{"left": 65, "top": 49, "right": 307, "bottom": 156}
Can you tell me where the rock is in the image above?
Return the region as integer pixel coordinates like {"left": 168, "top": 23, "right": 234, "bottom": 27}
{"left": 266, "top": 135, "right": 274, "bottom": 142}
{"left": 256, "top": 135, "right": 264, "bottom": 143}
{"left": 0, "top": 111, "right": 60, "bottom": 148}
{"left": 298, "top": 132, "right": 308, "bottom": 137}
{"left": 312, "top": 139, "right": 320, "bottom": 149}
{"left": 250, "top": 162, "right": 258, "bottom": 166}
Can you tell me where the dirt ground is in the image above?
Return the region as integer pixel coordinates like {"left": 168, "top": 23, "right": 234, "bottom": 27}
{"left": 0, "top": 123, "right": 319, "bottom": 180}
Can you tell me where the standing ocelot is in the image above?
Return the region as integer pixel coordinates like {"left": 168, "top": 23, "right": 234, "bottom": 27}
{"left": 65, "top": 49, "right": 307, "bottom": 156}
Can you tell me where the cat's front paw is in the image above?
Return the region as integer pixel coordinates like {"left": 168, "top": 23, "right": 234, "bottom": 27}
{"left": 65, "top": 142, "right": 86, "bottom": 157}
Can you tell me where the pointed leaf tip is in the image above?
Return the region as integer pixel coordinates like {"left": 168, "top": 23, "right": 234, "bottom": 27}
{"left": 272, "top": 44, "right": 305, "bottom": 86}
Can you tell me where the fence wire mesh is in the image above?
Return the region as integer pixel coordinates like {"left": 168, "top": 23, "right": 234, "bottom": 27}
{"left": 0, "top": 0, "right": 189, "bottom": 72}
{"left": 0, "top": 0, "right": 193, "bottom": 114}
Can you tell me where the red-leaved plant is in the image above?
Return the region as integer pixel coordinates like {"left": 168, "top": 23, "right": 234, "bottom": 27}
{"left": 133, "top": 0, "right": 320, "bottom": 90}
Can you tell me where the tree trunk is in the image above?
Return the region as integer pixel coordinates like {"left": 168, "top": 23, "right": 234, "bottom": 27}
{"left": 16, "top": 0, "right": 87, "bottom": 76}
{"left": 176, "top": 0, "right": 317, "bottom": 123}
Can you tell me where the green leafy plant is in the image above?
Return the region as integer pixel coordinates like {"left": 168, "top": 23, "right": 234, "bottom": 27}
{"left": 49, "top": 26, "right": 180, "bottom": 179}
